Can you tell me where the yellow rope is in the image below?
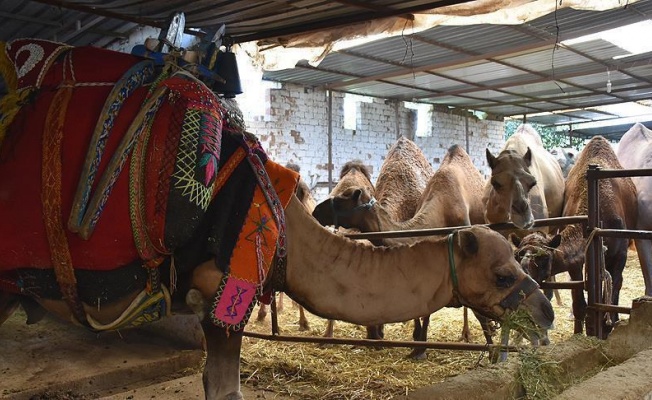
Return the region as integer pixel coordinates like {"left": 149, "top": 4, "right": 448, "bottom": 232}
{"left": 0, "top": 41, "right": 31, "bottom": 149}
{"left": 0, "top": 42, "right": 17, "bottom": 92}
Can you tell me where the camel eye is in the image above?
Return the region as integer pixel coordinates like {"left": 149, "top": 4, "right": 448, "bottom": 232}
{"left": 496, "top": 274, "right": 516, "bottom": 288}
{"left": 491, "top": 178, "right": 502, "bottom": 190}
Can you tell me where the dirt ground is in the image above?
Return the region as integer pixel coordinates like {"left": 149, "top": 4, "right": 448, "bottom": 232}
{"left": 1, "top": 250, "right": 650, "bottom": 399}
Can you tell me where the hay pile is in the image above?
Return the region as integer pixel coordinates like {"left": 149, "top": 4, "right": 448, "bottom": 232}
{"left": 241, "top": 251, "right": 644, "bottom": 399}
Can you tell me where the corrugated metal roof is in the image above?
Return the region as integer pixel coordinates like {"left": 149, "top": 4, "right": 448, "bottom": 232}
{"left": 3, "top": 1, "right": 652, "bottom": 139}
{"left": 261, "top": 0, "right": 652, "bottom": 137}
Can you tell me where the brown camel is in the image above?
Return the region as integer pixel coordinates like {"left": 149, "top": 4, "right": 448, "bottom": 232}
{"left": 314, "top": 145, "right": 495, "bottom": 358}
{"left": 512, "top": 136, "right": 637, "bottom": 338}
{"left": 484, "top": 124, "right": 564, "bottom": 230}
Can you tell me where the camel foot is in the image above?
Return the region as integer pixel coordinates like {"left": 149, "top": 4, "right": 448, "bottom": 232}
{"left": 256, "top": 310, "right": 267, "bottom": 322}
{"left": 407, "top": 349, "right": 427, "bottom": 360}
{"left": 459, "top": 331, "right": 472, "bottom": 343}
{"left": 298, "top": 320, "right": 310, "bottom": 331}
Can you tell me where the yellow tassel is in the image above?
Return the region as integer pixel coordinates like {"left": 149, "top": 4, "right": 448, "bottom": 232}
{"left": 0, "top": 41, "right": 30, "bottom": 149}
{"left": 0, "top": 89, "right": 31, "bottom": 148}
{"left": 0, "top": 42, "right": 17, "bottom": 92}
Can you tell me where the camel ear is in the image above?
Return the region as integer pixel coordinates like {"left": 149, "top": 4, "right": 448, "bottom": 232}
{"left": 486, "top": 148, "right": 497, "bottom": 170}
{"left": 549, "top": 234, "right": 562, "bottom": 249}
{"left": 523, "top": 147, "right": 533, "bottom": 167}
{"left": 509, "top": 233, "right": 522, "bottom": 248}
{"left": 458, "top": 230, "right": 479, "bottom": 257}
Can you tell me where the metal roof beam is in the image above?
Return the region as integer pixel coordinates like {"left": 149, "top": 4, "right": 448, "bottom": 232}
{"left": 327, "top": 39, "right": 558, "bottom": 89}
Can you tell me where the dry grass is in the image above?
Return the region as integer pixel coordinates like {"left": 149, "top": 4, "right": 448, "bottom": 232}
{"left": 240, "top": 250, "right": 645, "bottom": 399}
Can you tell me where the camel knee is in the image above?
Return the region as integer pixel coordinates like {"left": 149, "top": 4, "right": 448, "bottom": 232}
{"left": 186, "top": 288, "right": 207, "bottom": 321}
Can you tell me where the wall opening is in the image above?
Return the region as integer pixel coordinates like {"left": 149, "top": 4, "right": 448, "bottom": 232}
{"left": 344, "top": 93, "right": 373, "bottom": 131}
{"left": 404, "top": 101, "right": 432, "bottom": 137}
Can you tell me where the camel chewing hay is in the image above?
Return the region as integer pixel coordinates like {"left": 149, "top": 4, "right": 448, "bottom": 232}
{"left": 239, "top": 254, "right": 644, "bottom": 399}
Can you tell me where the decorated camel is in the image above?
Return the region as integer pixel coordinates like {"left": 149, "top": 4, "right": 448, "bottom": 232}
{"left": 313, "top": 144, "right": 496, "bottom": 357}
{"left": 511, "top": 136, "right": 637, "bottom": 338}
{"left": 0, "top": 40, "right": 554, "bottom": 399}
{"left": 616, "top": 122, "right": 652, "bottom": 297}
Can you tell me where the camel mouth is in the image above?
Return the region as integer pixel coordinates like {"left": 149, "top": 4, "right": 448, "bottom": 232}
{"left": 509, "top": 212, "right": 535, "bottom": 229}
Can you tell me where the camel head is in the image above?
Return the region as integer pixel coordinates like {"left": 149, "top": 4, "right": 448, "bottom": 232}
{"left": 451, "top": 228, "right": 554, "bottom": 334}
{"left": 483, "top": 147, "right": 537, "bottom": 229}
{"left": 312, "top": 161, "right": 377, "bottom": 230}
{"left": 511, "top": 231, "right": 562, "bottom": 285}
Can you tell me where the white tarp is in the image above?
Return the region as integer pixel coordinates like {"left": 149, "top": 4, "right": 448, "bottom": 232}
{"left": 239, "top": 0, "right": 638, "bottom": 71}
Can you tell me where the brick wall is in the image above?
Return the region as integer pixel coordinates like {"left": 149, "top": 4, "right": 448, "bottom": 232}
{"left": 244, "top": 83, "right": 505, "bottom": 202}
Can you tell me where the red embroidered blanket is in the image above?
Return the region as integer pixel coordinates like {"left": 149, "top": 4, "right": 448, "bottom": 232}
{"left": 0, "top": 40, "right": 298, "bottom": 279}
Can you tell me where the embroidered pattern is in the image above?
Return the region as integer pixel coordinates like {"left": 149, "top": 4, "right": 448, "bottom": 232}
{"left": 14, "top": 43, "right": 44, "bottom": 78}
{"left": 69, "top": 60, "right": 155, "bottom": 231}
{"left": 172, "top": 108, "right": 222, "bottom": 209}
{"left": 210, "top": 275, "right": 260, "bottom": 330}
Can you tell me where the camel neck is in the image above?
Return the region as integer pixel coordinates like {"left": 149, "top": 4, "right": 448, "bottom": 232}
{"left": 284, "top": 196, "right": 455, "bottom": 326}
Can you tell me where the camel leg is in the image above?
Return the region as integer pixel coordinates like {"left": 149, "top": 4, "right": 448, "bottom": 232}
{"left": 256, "top": 303, "right": 268, "bottom": 322}
{"left": 366, "top": 324, "right": 384, "bottom": 340}
{"left": 459, "top": 307, "right": 472, "bottom": 343}
{"left": 0, "top": 292, "right": 19, "bottom": 327}
{"left": 201, "top": 321, "right": 244, "bottom": 400}
{"left": 298, "top": 306, "right": 310, "bottom": 331}
{"left": 546, "top": 275, "right": 564, "bottom": 307}
{"left": 408, "top": 316, "right": 429, "bottom": 360}
{"left": 568, "top": 268, "right": 587, "bottom": 335}
{"left": 634, "top": 239, "right": 652, "bottom": 296}
{"left": 323, "top": 319, "right": 334, "bottom": 338}
{"left": 277, "top": 293, "right": 284, "bottom": 313}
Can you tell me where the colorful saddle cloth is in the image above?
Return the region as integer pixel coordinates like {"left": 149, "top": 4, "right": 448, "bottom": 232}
{"left": 0, "top": 39, "right": 298, "bottom": 331}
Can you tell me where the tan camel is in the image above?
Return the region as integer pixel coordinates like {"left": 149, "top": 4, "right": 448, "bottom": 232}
{"left": 616, "top": 122, "right": 652, "bottom": 297}
{"left": 374, "top": 136, "right": 435, "bottom": 223}
{"left": 313, "top": 145, "right": 496, "bottom": 357}
{"left": 313, "top": 137, "right": 434, "bottom": 346}
{"left": 484, "top": 124, "right": 564, "bottom": 230}
{"left": 512, "top": 136, "right": 637, "bottom": 338}
{"left": 313, "top": 136, "right": 433, "bottom": 238}
{"left": 194, "top": 198, "right": 554, "bottom": 398}
{"left": 3, "top": 194, "right": 555, "bottom": 399}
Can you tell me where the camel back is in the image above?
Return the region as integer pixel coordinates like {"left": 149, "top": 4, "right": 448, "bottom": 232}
{"left": 375, "top": 136, "right": 433, "bottom": 221}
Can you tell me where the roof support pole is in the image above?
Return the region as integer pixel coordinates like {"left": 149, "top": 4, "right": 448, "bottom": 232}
{"left": 465, "top": 113, "right": 470, "bottom": 154}
{"left": 327, "top": 90, "right": 333, "bottom": 192}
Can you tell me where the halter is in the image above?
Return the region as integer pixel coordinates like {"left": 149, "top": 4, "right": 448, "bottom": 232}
{"left": 330, "top": 196, "right": 377, "bottom": 228}
{"left": 447, "top": 231, "right": 541, "bottom": 314}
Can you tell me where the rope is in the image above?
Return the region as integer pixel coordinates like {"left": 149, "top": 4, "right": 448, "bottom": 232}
{"left": 583, "top": 227, "right": 614, "bottom": 322}
{"left": 447, "top": 233, "right": 459, "bottom": 290}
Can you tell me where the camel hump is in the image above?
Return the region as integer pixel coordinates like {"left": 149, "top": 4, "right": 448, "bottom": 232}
{"left": 447, "top": 144, "right": 463, "bottom": 154}
{"left": 515, "top": 124, "right": 544, "bottom": 147}
{"left": 631, "top": 122, "right": 652, "bottom": 139}
{"left": 340, "top": 159, "right": 372, "bottom": 181}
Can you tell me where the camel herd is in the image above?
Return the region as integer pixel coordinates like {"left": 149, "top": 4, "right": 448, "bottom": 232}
{"left": 308, "top": 122, "right": 652, "bottom": 350}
